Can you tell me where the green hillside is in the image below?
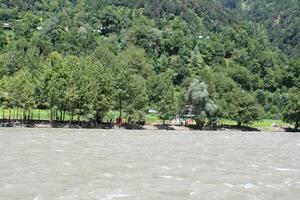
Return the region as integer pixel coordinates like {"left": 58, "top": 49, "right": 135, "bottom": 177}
{"left": 221, "top": 0, "right": 300, "bottom": 58}
{"left": 0, "top": 0, "right": 299, "bottom": 128}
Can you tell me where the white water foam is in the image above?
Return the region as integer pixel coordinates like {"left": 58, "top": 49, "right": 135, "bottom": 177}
{"left": 101, "top": 193, "right": 130, "bottom": 200}
{"left": 270, "top": 167, "right": 297, "bottom": 172}
{"left": 161, "top": 166, "right": 171, "bottom": 170}
{"left": 241, "top": 183, "right": 256, "bottom": 189}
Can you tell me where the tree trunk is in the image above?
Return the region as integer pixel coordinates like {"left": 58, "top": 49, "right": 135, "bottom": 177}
{"left": 128, "top": 116, "right": 131, "bottom": 125}
{"left": 63, "top": 109, "right": 66, "bottom": 122}
{"left": 118, "top": 95, "right": 122, "bottom": 124}
{"left": 96, "top": 111, "right": 100, "bottom": 124}
{"left": 71, "top": 109, "right": 74, "bottom": 123}
{"left": 17, "top": 109, "right": 19, "bottom": 120}
{"left": 295, "top": 120, "right": 299, "bottom": 130}
{"left": 49, "top": 110, "right": 52, "bottom": 127}
{"left": 29, "top": 110, "right": 32, "bottom": 121}
{"left": 52, "top": 109, "right": 54, "bottom": 121}
{"left": 60, "top": 107, "right": 63, "bottom": 122}
{"left": 195, "top": 119, "right": 204, "bottom": 128}
{"left": 12, "top": 109, "right": 14, "bottom": 121}
{"left": 49, "top": 110, "right": 51, "bottom": 121}
{"left": 2, "top": 108, "right": 4, "bottom": 119}
{"left": 237, "top": 121, "right": 242, "bottom": 127}
{"left": 77, "top": 115, "right": 80, "bottom": 126}
{"left": 22, "top": 109, "right": 25, "bottom": 124}
{"left": 8, "top": 108, "right": 11, "bottom": 123}
{"left": 55, "top": 109, "right": 58, "bottom": 121}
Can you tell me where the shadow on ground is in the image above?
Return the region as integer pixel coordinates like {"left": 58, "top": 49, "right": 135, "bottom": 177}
{"left": 155, "top": 125, "right": 176, "bottom": 130}
{"left": 185, "top": 125, "right": 260, "bottom": 132}
{"left": 282, "top": 127, "right": 300, "bottom": 133}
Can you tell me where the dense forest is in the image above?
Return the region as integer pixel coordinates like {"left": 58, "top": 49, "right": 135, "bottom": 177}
{"left": 0, "top": 0, "right": 299, "bottom": 128}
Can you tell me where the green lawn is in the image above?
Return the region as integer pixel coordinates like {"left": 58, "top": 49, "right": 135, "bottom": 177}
{"left": 251, "top": 119, "right": 289, "bottom": 128}
{"left": 0, "top": 108, "right": 77, "bottom": 121}
{"left": 145, "top": 114, "right": 160, "bottom": 124}
{"left": 0, "top": 108, "right": 50, "bottom": 120}
{"left": 0, "top": 108, "right": 160, "bottom": 123}
{"left": 219, "top": 118, "right": 289, "bottom": 128}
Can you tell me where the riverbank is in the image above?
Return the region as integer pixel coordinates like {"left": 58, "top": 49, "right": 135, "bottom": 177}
{"left": 0, "top": 119, "right": 297, "bottom": 133}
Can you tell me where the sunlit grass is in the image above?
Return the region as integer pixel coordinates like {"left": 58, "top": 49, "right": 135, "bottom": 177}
{"left": 0, "top": 108, "right": 160, "bottom": 123}
{"left": 219, "top": 118, "right": 289, "bottom": 128}
{"left": 251, "top": 119, "right": 289, "bottom": 128}
{"left": 145, "top": 114, "right": 160, "bottom": 123}
{"left": 0, "top": 108, "right": 51, "bottom": 120}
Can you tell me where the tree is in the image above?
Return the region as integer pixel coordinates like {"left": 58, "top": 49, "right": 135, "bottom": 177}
{"left": 84, "top": 58, "right": 114, "bottom": 124}
{"left": 63, "top": 56, "right": 84, "bottom": 123}
{"left": 223, "top": 88, "right": 264, "bottom": 126}
{"left": 1, "top": 70, "right": 35, "bottom": 121}
{"left": 148, "top": 72, "right": 177, "bottom": 125}
{"left": 287, "top": 59, "right": 300, "bottom": 88}
{"left": 45, "top": 52, "right": 70, "bottom": 121}
{"left": 187, "top": 80, "right": 218, "bottom": 126}
{"left": 115, "top": 70, "right": 148, "bottom": 124}
{"left": 118, "top": 45, "right": 153, "bottom": 78}
{"left": 283, "top": 88, "right": 300, "bottom": 130}
{"left": 161, "top": 17, "right": 190, "bottom": 55}
{"left": 99, "top": 6, "right": 123, "bottom": 34}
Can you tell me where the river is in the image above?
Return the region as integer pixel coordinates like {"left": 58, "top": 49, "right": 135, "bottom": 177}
{"left": 0, "top": 128, "right": 299, "bottom": 200}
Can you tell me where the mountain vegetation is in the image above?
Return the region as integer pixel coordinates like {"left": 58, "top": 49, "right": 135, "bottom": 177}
{"left": 0, "top": 0, "right": 299, "bottom": 128}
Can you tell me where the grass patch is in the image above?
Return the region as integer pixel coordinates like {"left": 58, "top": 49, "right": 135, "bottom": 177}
{"left": 0, "top": 108, "right": 161, "bottom": 124}
{"left": 219, "top": 118, "right": 289, "bottom": 128}
{"left": 251, "top": 119, "right": 288, "bottom": 128}
{"left": 0, "top": 108, "right": 51, "bottom": 120}
{"left": 145, "top": 114, "right": 160, "bottom": 124}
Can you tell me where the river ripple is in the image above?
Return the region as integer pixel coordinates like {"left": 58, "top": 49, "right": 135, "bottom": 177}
{"left": 0, "top": 128, "right": 299, "bottom": 200}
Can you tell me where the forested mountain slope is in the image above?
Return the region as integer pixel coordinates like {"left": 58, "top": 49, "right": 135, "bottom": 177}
{"left": 221, "top": 0, "right": 300, "bottom": 58}
{"left": 0, "top": 0, "right": 299, "bottom": 128}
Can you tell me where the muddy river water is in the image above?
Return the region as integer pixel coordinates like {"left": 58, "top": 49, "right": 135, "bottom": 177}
{"left": 0, "top": 128, "right": 299, "bottom": 200}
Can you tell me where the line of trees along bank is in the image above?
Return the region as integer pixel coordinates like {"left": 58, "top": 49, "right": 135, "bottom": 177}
{"left": 0, "top": 46, "right": 299, "bottom": 129}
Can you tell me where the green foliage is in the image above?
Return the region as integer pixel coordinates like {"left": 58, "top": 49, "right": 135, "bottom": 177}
{"left": 84, "top": 58, "right": 114, "bottom": 122}
{"left": 187, "top": 80, "right": 218, "bottom": 124}
{"left": 283, "top": 88, "right": 300, "bottom": 130}
{"left": 0, "top": 29, "right": 7, "bottom": 49}
{"left": 115, "top": 69, "right": 148, "bottom": 123}
{"left": 148, "top": 72, "right": 177, "bottom": 124}
{"left": 0, "top": 69, "right": 35, "bottom": 110}
{"left": 0, "top": 0, "right": 299, "bottom": 126}
{"left": 222, "top": 88, "right": 264, "bottom": 126}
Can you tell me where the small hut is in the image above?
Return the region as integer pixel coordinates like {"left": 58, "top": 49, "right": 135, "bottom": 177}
{"left": 3, "top": 23, "right": 11, "bottom": 30}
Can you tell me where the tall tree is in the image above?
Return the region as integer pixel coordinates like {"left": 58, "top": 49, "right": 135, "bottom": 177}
{"left": 223, "top": 88, "right": 264, "bottom": 127}
{"left": 187, "top": 80, "right": 218, "bottom": 126}
{"left": 115, "top": 69, "right": 148, "bottom": 124}
{"left": 283, "top": 88, "right": 300, "bottom": 130}
{"left": 148, "top": 72, "right": 177, "bottom": 125}
{"left": 84, "top": 58, "right": 114, "bottom": 124}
